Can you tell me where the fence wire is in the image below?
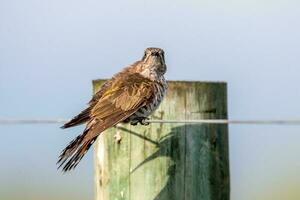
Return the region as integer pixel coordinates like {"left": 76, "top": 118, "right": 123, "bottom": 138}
{"left": 1, "top": 119, "right": 300, "bottom": 125}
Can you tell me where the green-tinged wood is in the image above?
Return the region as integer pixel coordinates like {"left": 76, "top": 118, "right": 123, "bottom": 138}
{"left": 94, "top": 80, "right": 230, "bottom": 200}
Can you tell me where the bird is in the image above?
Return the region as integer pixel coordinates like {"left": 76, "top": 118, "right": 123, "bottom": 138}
{"left": 57, "top": 47, "right": 167, "bottom": 172}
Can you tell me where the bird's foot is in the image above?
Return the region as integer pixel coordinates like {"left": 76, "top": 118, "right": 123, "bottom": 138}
{"left": 139, "top": 117, "right": 150, "bottom": 126}
{"left": 130, "top": 117, "right": 150, "bottom": 126}
{"left": 130, "top": 120, "right": 138, "bottom": 126}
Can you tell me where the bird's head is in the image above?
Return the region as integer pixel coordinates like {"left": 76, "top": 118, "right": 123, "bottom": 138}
{"left": 141, "top": 47, "right": 167, "bottom": 76}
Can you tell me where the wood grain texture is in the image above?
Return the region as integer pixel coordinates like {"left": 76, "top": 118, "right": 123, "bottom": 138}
{"left": 93, "top": 80, "right": 229, "bottom": 200}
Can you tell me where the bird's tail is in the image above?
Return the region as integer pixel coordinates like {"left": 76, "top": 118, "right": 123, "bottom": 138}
{"left": 57, "top": 129, "right": 97, "bottom": 172}
{"left": 61, "top": 107, "right": 91, "bottom": 129}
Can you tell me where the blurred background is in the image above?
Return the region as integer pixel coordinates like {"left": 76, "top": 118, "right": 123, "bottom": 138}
{"left": 1, "top": 0, "right": 300, "bottom": 199}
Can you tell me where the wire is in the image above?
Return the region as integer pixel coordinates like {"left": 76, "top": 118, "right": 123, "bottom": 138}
{"left": 1, "top": 119, "right": 300, "bottom": 125}
{"left": 149, "top": 119, "right": 300, "bottom": 125}
{"left": 0, "top": 119, "right": 68, "bottom": 124}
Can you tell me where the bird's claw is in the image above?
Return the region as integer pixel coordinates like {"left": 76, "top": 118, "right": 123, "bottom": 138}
{"left": 130, "top": 121, "right": 138, "bottom": 126}
{"left": 130, "top": 117, "right": 150, "bottom": 126}
{"left": 140, "top": 118, "right": 150, "bottom": 126}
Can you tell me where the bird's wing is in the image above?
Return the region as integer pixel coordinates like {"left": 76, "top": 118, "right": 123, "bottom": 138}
{"left": 84, "top": 73, "right": 154, "bottom": 141}
{"left": 61, "top": 63, "right": 140, "bottom": 129}
{"left": 58, "top": 73, "right": 155, "bottom": 171}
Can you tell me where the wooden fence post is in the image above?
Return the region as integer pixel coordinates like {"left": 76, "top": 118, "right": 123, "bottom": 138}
{"left": 93, "top": 80, "right": 230, "bottom": 200}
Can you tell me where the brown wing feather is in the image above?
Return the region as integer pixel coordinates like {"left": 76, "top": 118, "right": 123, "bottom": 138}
{"left": 58, "top": 74, "right": 154, "bottom": 171}
{"left": 61, "top": 62, "right": 142, "bottom": 129}
{"left": 82, "top": 74, "right": 154, "bottom": 143}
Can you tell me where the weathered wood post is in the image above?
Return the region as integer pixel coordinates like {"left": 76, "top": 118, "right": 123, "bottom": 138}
{"left": 93, "top": 80, "right": 229, "bottom": 200}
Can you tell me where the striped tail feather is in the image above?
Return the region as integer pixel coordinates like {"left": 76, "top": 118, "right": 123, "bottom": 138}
{"left": 57, "top": 129, "right": 97, "bottom": 172}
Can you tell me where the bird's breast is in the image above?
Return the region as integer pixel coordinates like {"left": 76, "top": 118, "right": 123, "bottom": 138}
{"left": 130, "top": 81, "right": 166, "bottom": 120}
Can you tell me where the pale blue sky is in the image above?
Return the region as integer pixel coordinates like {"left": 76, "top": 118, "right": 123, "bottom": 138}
{"left": 1, "top": 0, "right": 300, "bottom": 200}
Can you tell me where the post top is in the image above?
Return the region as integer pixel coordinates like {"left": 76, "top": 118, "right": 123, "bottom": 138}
{"left": 93, "top": 79, "right": 227, "bottom": 85}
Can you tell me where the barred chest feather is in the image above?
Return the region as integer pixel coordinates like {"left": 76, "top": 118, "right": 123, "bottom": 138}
{"left": 128, "top": 80, "right": 167, "bottom": 122}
